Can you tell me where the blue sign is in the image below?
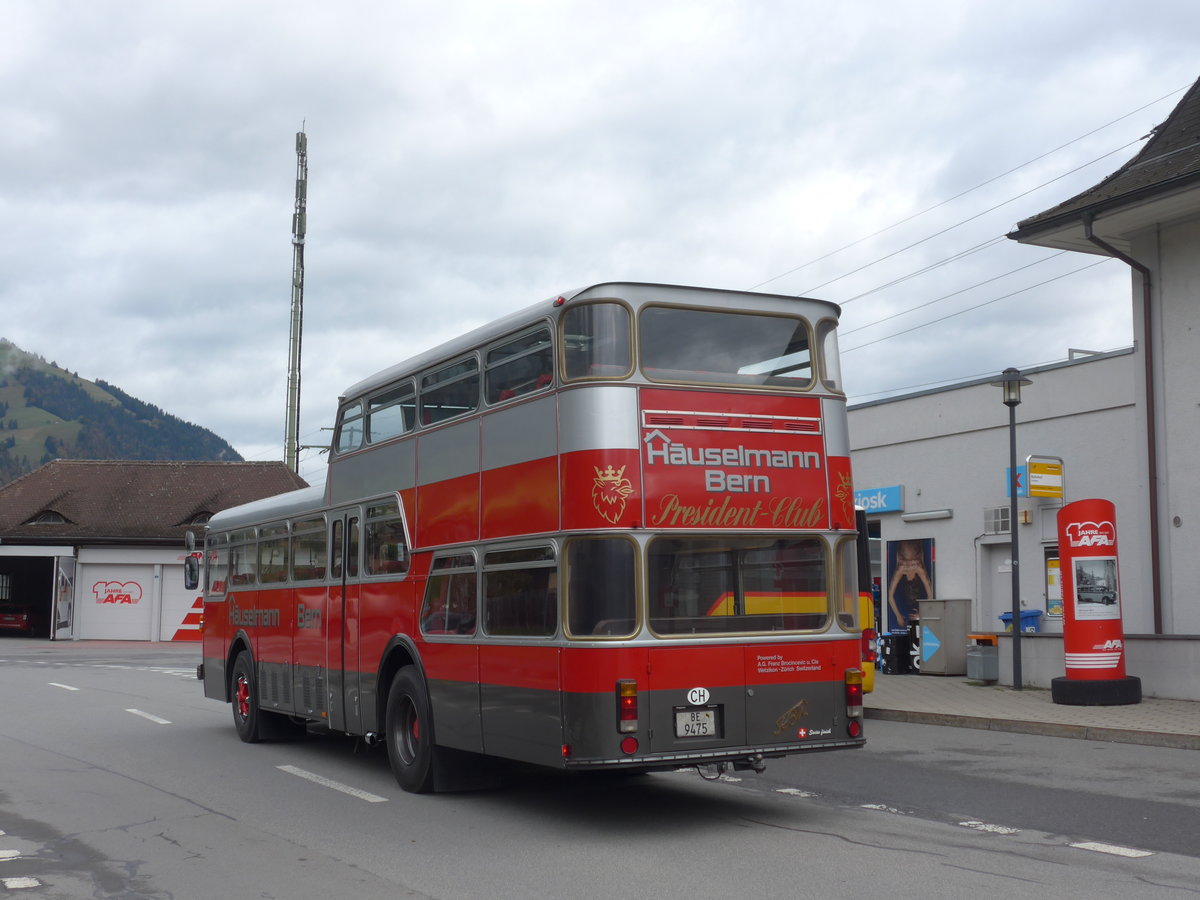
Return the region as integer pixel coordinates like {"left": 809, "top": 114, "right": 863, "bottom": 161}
{"left": 1004, "top": 466, "right": 1029, "bottom": 498}
{"left": 854, "top": 485, "right": 904, "bottom": 514}
{"left": 921, "top": 625, "right": 941, "bottom": 662}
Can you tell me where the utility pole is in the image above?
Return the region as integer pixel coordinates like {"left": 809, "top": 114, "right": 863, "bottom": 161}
{"left": 284, "top": 128, "right": 307, "bottom": 472}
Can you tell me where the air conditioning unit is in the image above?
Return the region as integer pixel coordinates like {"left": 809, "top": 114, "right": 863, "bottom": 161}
{"left": 984, "top": 506, "right": 1011, "bottom": 535}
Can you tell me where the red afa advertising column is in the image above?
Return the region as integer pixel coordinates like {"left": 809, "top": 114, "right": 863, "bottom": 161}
{"left": 1052, "top": 498, "right": 1141, "bottom": 705}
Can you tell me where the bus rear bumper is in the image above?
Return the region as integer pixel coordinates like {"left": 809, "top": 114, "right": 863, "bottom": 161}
{"left": 563, "top": 737, "right": 865, "bottom": 771}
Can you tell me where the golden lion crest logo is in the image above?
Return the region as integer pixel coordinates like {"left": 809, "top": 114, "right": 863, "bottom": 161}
{"left": 592, "top": 465, "right": 633, "bottom": 524}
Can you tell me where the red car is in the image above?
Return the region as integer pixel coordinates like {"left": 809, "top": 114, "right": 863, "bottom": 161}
{"left": 0, "top": 602, "right": 34, "bottom": 633}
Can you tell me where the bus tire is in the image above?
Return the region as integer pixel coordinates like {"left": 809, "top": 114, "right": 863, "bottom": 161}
{"left": 385, "top": 666, "right": 436, "bottom": 793}
{"left": 231, "top": 650, "right": 265, "bottom": 743}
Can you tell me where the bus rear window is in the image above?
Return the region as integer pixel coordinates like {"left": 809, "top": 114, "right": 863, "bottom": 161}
{"left": 640, "top": 307, "right": 814, "bottom": 388}
{"left": 648, "top": 537, "right": 829, "bottom": 635}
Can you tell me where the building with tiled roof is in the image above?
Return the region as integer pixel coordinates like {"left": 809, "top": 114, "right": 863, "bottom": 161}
{"left": 0, "top": 460, "right": 307, "bottom": 641}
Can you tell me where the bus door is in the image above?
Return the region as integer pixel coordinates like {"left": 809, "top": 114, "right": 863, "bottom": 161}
{"left": 326, "top": 509, "right": 362, "bottom": 733}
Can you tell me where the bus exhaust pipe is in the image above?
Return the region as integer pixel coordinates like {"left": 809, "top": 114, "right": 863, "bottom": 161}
{"left": 363, "top": 732, "right": 381, "bottom": 746}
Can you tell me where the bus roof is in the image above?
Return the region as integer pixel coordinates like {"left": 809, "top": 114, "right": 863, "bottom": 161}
{"left": 206, "top": 484, "right": 327, "bottom": 533}
{"left": 340, "top": 281, "right": 838, "bottom": 402}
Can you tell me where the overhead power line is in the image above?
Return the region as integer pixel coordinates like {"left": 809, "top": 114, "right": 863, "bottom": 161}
{"left": 751, "top": 82, "right": 1189, "bottom": 293}
{"left": 839, "top": 249, "right": 1070, "bottom": 337}
{"left": 840, "top": 257, "right": 1112, "bottom": 355}
{"left": 794, "top": 136, "right": 1145, "bottom": 297}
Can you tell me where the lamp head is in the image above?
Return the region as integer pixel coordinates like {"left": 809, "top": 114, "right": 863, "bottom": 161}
{"left": 991, "top": 367, "right": 1032, "bottom": 407}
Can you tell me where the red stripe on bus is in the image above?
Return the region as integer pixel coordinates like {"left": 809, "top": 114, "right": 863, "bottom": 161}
{"left": 481, "top": 456, "right": 560, "bottom": 538}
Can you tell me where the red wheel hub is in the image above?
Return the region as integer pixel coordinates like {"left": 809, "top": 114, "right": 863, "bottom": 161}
{"left": 235, "top": 675, "right": 250, "bottom": 719}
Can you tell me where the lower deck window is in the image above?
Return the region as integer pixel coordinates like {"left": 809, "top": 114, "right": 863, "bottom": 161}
{"left": 566, "top": 538, "right": 637, "bottom": 637}
{"left": 484, "top": 547, "right": 557, "bottom": 637}
{"left": 648, "top": 537, "right": 828, "bottom": 634}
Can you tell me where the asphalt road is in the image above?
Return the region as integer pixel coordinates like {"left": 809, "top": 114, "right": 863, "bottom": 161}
{"left": 1, "top": 640, "right": 1197, "bottom": 899}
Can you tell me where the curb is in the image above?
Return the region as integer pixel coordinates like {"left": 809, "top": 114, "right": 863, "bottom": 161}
{"left": 864, "top": 708, "right": 1200, "bottom": 751}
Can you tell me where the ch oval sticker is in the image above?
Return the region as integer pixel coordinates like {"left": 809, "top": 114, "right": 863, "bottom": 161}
{"left": 687, "top": 687, "right": 710, "bottom": 706}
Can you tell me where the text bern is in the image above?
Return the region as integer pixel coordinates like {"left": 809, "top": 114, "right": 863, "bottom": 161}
{"left": 645, "top": 432, "right": 820, "bottom": 493}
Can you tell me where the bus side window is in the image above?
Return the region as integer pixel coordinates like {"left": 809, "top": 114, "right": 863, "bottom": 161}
{"left": 291, "top": 517, "right": 327, "bottom": 581}
{"left": 335, "top": 401, "right": 364, "bottom": 454}
{"left": 421, "top": 554, "right": 477, "bottom": 635}
{"left": 485, "top": 328, "right": 553, "bottom": 404}
{"left": 420, "top": 358, "right": 479, "bottom": 426}
{"left": 566, "top": 538, "right": 636, "bottom": 637}
{"left": 366, "top": 499, "right": 409, "bottom": 575}
{"left": 561, "top": 302, "right": 632, "bottom": 381}
{"left": 483, "top": 546, "right": 557, "bottom": 637}
{"left": 367, "top": 383, "right": 415, "bottom": 443}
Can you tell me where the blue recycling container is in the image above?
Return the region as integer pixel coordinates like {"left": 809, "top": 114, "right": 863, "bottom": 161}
{"left": 998, "top": 610, "right": 1043, "bottom": 633}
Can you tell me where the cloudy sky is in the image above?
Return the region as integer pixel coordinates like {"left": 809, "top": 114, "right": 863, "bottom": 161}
{"left": 4, "top": 1, "right": 1198, "bottom": 484}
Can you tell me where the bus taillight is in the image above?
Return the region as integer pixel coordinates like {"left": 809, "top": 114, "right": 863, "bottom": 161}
{"left": 861, "top": 627, "right": 877, "bottom": 664}
{"left": 845, "top": 668, "right": 864, "bottom": 721}
{"left": 616, "top": 679, "right": 638, "bottom": 733}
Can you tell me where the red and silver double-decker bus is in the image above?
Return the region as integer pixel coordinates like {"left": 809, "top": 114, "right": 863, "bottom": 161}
{"left": 192, "top": 282, "right": 867, "bottom": 792}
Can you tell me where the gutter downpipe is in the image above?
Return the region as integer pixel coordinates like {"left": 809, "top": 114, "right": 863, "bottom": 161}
{"left": 1082, "top": 212, "right": 1164, "bottom": 634}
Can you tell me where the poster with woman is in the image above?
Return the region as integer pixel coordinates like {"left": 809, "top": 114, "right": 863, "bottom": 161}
{"left": 886, "top": 538, "right": 935, "bottom": 632}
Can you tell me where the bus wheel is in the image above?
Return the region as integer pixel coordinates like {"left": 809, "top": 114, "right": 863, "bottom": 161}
{"left": 385, "top": 667, "right": 435, "bottom": 793}
{"left": 231, "top": 650, "right": 263, "bottom": 743}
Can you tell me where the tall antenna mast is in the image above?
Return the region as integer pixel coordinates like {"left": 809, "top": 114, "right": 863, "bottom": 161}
{"left": 284, "top": 127, "right": 307, "bottom": 472}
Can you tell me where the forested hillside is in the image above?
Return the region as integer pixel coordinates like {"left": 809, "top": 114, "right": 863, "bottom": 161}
{"left": 0, "top": 339, "right": 241, "bottom": 485}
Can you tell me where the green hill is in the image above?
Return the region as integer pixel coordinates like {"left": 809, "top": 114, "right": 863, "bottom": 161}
{"left": 0, "top": 339, "right": 242, "bottom": 485}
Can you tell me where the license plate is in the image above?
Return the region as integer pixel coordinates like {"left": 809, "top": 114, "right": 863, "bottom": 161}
{"left": 675, "top": 708, "right": 717, "bottom": 738}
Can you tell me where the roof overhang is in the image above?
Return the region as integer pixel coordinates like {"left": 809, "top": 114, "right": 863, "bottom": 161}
{"left": 1008, "top": 176, "right": 1200, "bottom": 255}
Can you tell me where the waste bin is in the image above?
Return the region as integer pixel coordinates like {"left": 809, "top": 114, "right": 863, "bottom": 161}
{"left": 999, "top": 610, "right": 1043, "bottom": 632}
{"left": 881, "top": 630, "right": 912, "bottom": 674}
{"left": 966, "top": 634, "right": 999, "bottom": 682}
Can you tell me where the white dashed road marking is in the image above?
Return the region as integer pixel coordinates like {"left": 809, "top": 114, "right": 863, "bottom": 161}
{"left": 125, "top": 709, "right": 172, "bottom": 725}
{"left": 2, "top": 876, "right": 42, "bottom": 889}
{"left": 47, "top": 682, "right": 80, "bottom": 691}
{"left": 1069, "top": 841, "right": 1153, "bottom": 858}
{"left": 277, "top": 765, "right": 389, "bottom": 803}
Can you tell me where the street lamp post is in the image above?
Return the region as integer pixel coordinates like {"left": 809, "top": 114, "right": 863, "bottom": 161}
{"left": 992, "top": 367, "right": 1032, "bottom": 691}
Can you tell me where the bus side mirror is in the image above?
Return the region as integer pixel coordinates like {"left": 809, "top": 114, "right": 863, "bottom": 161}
{"left": 184, "top": 555, "right": 200, "bottom": 591}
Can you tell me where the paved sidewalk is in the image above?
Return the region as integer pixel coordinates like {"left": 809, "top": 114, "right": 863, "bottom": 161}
{"left": 866, "top": 673, "right": 1200, "bottom": 750}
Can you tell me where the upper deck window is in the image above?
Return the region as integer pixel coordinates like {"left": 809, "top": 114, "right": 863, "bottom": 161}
{"left": 335, "top": 401, "right": 364, "bottom": 454}
{"left": 486, "top": 328, "right": 553, "bottom": 403}
{"left": 817, "top": 319, "right": 843, "bottom": 393}
{"left": 561, "top": 302, "right": 632, "bottom": 380}
{"left": 420, "top": 358, "right": 479, "bottom": 426}
{"left": 640, "top": 307, "right": 814, "bottom": 388}
{"left": 368, "top": 382, "right": 416, "bottom": 443}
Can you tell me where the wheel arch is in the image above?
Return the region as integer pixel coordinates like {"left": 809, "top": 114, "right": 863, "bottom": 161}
{"left": 374, "top": 635, "right": 427, "bottom": 734}
{"left": 225, "top": 631, "right": 254, "bottom": 700}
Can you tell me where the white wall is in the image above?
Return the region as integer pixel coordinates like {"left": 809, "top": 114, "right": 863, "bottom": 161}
{"left": 849, "top": 350, "right": 1160, "bottom": 637}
